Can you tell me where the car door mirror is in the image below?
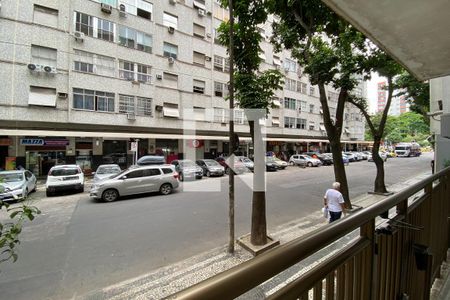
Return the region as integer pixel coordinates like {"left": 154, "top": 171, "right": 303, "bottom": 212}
{"left": 120, "top": 176, "right": 127, "bottom": 180}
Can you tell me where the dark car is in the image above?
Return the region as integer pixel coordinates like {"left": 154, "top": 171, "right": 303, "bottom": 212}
{"left": 265, "top": 157, "right": 279, "bottom": 171}
{"left": 215, "top": 157, "right": 248, "bottom": 174}
{"left": 317, "top": 154, "right": 333, "bottom": 165}
{"left": 171, "top": 159, "right": 203, "bottom": 181}
{"left": 196, "top": 159, "right": 225, "bottom": 177}
{"left": 137, "top": 155, "right": 166, "bottom": 165}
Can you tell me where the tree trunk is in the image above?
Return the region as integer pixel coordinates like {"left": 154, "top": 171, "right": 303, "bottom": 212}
{"left": 248, "top": 119, "right": 268, "bottom": 245}
{"left": 329, "top": 140, "right": 352, "bottom": 209}
{"left": 372, "top": 140, "right": 388, "bottom": 193}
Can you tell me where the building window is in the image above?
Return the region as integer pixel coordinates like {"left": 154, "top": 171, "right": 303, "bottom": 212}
{"left": 284, "top": 79, "right": 296, "bottom": 91}
{"left": 284, "top": 117, "right": 295, "bottom": 128}
{"left": 193, "top": 107, "right": 205, "bottom": 121}
{"left": 284, "top": 97, "right": 296, "bottom": 110}
{"left": 163, "top": 12, "right": 178, "bottom": 29}
{"left": 214, "top": 107, "right": 229, "bottom": 123}
{"left": 328, "top": 91, "right": 339, "bottom": 102}
{"left": 296, "top": 118, "right": 306, "bottom": 129}
{"left": 97, "top": 18, "right": 114, "bottom": 42}
{"left": 309, "top": 121, "right": 315, "bottom": 130}
{"left": 119, "top": 94, "right": 135, "bottom": 114}
{"left": 119, "top": 60, "right": 135, "bottom": 80}
{"left": 73, "top": 88, "right": 114, "bottom": 112}
{"left": 94, "top": 54, "right": 115, "bottom": 77}
{"left": 33, "top": 5, "right": 58, "bottom": 28}
{"left": 75, "top": 12, "right": 94, "bottom": 37}
{"left": 298, "top": 100, "right": 307, "bottom": 112}
{"left": 193, "top": 23, "right": 205, "bottom": 38}
{"left": 137, "top": 64, "right": 151, "bottom": 83}
{"left": 74, "top": 51, "right": 94, "bottom": 73}
{"left": 136, "top": 32, "right": 152, "bottom": 53}
{"left": 163, "top": 72, "right": 178, "bottom": 89}
{"left": 283, "top": 58, "right": 296, "bottom": 72}
{"left": 272, "top": 117, "right": 280, "bottom": 127}
{"left": 273, "top": 55, "right": 281, "bottom": 66}
{"left": 309, "top": 104, "right": 315, "bottom": 113}
{"left": 118, "top": 26, "right": 136, "bottom": 48}
{"left": 118, "top": 95, "right": 152, "bottom": 116}
{"left": 213, "top": 55, "right": 229, "bottom": 72}
{"left": 163, "top": 103, "right": 180, "bottom": 118}
{"left": 136, "top": 0, "right": 152, "bottom": 20}
{"left": 73, "top": 50, "right": 115, "bottom": 77}
{"left": 309, "top": 86, "right": 315, "bottom": 96}
{"left": 137, "top": 97, "right": 152, "bottom": 116}
{"left": 193, "top": 80, "right": 205, "bottom": 94}
{"left": 193, "top": 51, "right": 205, "bottom": 65}
{"left": 163, "top": 42, "right": 178, "bottom": 59}
{"left": 214, "top": 82, "right": 228, "bottom": 97}
{"left": 234, "top": 110, "right": 245, "bottom": 124}
{"left": 31, "top": 45, "right": 57, "bottom": 67}
{"left": 298, "top": 82, "right": 307, "bottom": 94}
{"left": 213, "top": 3, "right": 229, "bottom": 21}
{"left": 213, "top": 28, "right": 221, "bottom": 44}
{"left": 119, "top": 61, "right": 152, "bottom": 83}
{"left": 29, "top": 86, "right": 57, "bottom": 107}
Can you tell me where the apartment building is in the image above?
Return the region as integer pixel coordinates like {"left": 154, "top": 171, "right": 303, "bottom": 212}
{"left": 0, "top": 0, "right": 366, "bottom": 175}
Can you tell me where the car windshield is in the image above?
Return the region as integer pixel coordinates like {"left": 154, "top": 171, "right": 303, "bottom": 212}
{"left": 241, "top": 157, "right": 252, "bottom": 163}
{"left": 50, "top": 168, "right": 78, "bottom": 176}
{"left": 266, "top": 157, "right": 275, "bottom": 162}
{"left": 204, "top": 160, "right": 220, "bottom": 166}
{"left": 303, "top": 155, "right": 312, "bottom": 159}
{"left": 272, "top": 157, "right": 282, "bottom": 162}
{"left": 97, "top": 166, "right": 121, "bottom": 174}
{"left": 180, "top": 161, "right": 196, "bottom": 167}
{"left": 0, "top": 173, "right": 23, "bottom": 182}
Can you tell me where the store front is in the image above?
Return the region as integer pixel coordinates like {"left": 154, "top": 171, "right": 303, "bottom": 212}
{"left": 0, "top": 137, "right": 11, "bottom": 170}
{"left": 22, "top": 138, "right": 69, "bottom": 176}
{"left": 155, "top": 139, "right": 179, "bottom": 163}
{"left": 102, "top": 140, "right": 129, "bottom": 169}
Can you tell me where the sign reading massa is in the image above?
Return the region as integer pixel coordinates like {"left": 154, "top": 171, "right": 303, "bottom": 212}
{"left": 20, "top": 139, "right": 69, "bottom": 146}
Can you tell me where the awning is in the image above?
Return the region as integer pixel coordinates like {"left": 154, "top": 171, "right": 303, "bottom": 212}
{"left": 163, "top": 106, "right": 180, "bottom": 118}
{"left": 258, "top": 52, "right": 266, "bottom": 61}
{"left": 273, "top": 57, "right": 281, "bottom": 66}
{"left": 272, "top": 118, "right": 280, "bottom": 125}
{"left": 344, "top": 128, "right": 350, "bottom": 134}
{"left": 320, "top": 125, "right": 325, "bottom": 131}
{"left": 193, "top": 0, "right": 206, "bottom": 10}
{"left": 272, "top": 99, "right": 281, "bottom": 107}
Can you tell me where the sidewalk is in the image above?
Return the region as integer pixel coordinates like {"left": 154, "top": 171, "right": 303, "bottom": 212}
{"left": 80, "top": 171, "right": 446, "bottom": 300}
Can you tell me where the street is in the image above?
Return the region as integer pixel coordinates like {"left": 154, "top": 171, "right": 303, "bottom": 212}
{"left": 0, "top": 153, "right": 432, "bottom": 300}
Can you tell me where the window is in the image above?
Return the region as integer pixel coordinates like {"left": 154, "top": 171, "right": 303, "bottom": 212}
{"left": 234, "top": 110, "right": 245, "bottom": 124}
{"left": 309, "top": 86, "right": 315, "bottom": 96}
{"left": 137, "top": 0, "right": 152, "bottom": 20}
{"left": 328, "top": 91, "right": 339, "bottom": 102}
{"left": 272, "top": 117, "right": 280, "bottom": 127}
{"left": 193, "top": 80, "right": 205, "bottom": 94}
{"left": 163, "top": 72, "right": 178, "bottom": 89}
{"left": 97, "top": 18, "right": 114, "bottom": 42}
{"left": 309, "top": 121, "right": 315, "bottom": 130}
{"left": 284, "top": 97, "right": 296, "bottom": 110}
{"left": 119, "top": 61, "right": 151, "bottom": 83}
{"left": 296, "top": 118, "right": 306, "bottom": 129}
{"left": 119, "top": 94, "right": 135, "bottom": 114}
{"left": 119, "top": 60, "right": 135, "bottom": 80}
{"left": 298, "top": 82, "right": 307, "bottom": 94}
{"left": 193, "top": 23, "right": 205, "bottom": 38}
{"left": 74, "top": 50, "right": 115, "bottom": 77}
{"left": 298, "top": 100, "right": 307, "bottom": 112}
{"left": 214, "top": 82, "right": 228, "bottom": 97}
{"left": 127, "top": 170, "right": 144, "bottom": 179}
{"left": 309, "top": 104, "right": 315, "bottom": 113}
{"left": 284, "top": 117, "right": 295, "bottom": 128}
{"left": 193, "top": 0, "right": 206, "bottom": 9}
{"left": 163, "top": 42, "right": 178, "bottom": 59}
{"left": 33, "top": 5, "right": 58, "bottom": 28}
{"left": 29, "top": 86, "right": 57, "bottom": 107}
{"left": 213, "top": 55, "right": 229, "bottom": 72}
{"left": 161, "top": 168, "right": 173, "bottom": 174}
{"left": 31, "top": 45, "right": 57, "bottom": 67}
{"left": 119, "top": 95, "right": 152, "bottom": 116}
{"left": 137, "top": 64, "right": 151, "bottom": 83}
{"left": 283, "top": 58, "right": 296, "bottom": 72}
{"left": 193, "top": 51, "right": 205, "bottom": 65}
{"left": 73, "top": 88, "right": 114, "bottom": 112}
{"left": 273, "top": 55, "right": 281, "bottom": 66}
{"left": 163, "top": 12, "right": 178, "bottom": 29}
{"left": 137, "top": 97, "right": 152, "bottom": 116}
{"left": 194, "top": 107, "right": 205, "bottom": 121}
{"left": 75, "top": 12, "right": 94, "bottom": 37}
{"left": 136, "top": 32, "right": 152, "bottom": 53}
{"left": 213, "top": 3, "right": 229, "bottom": 21}
{"left": 143, "top": 169, "right": 161, "bottom": 176}
{"left": 118, "top": 26, "right": 136, "bottom": 48}
{"left": 284, "top": 79, "right": 296, "bottom": 91}
{"left": 213, "top": 28, "right": 221, "bottom": 44}
{"left": 163, "top": 103, "right": 180, "bottom": 118}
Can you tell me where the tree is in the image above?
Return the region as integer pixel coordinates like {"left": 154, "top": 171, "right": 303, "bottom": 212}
{"left": 347, "top": 53, "right": 403, "bottom": 193}
{"left": 395, "top": 72, "right": 430, "bottom": 123}
{"left": 218, "top": 0, "right": 283, "bottom": 245}
{"left": 268, "top": 0, "right": 374, "bottom": 208}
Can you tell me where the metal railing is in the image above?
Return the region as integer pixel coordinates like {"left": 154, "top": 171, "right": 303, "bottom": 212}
{"left": 168, "top": 167, "right": 450, "bottom": 300}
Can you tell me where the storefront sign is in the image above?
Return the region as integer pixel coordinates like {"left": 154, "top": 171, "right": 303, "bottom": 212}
{"left": 0, "top": 138, "right": 12, "bottom": 146}
{"left": 130, "top": 142, "right": 137, "bottom": 152}
{"left": 20, "top": 139, "right": 69, "bottom": 146}
{"left": 186, "top": 139, "right": 204, "bottom": 148}
{"left": 44, "top": 139, "right": 69, "bottom": 146}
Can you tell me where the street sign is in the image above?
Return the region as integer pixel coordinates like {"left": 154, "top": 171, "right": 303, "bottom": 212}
{"left": 130, "top": 142, "right": 137, "bottom": 152}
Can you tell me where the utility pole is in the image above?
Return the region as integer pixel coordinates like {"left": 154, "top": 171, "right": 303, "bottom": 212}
{"left": 227, "top": 0, "right": 235, "bottom": 254}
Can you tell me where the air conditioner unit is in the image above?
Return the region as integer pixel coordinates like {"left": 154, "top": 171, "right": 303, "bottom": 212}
{"left": 119, "top": 4, "right": 127, "bottom": 17}
{"left": 169, "top": 0, "right": 176, "bottom": 4}
{"left": 127, "top": 113, "right": 136, "bottom": 120}
{"left": 27, "top": 63, "right": 44, "bottom": 72}
{"left": 198, "top": 9, "right": 205, "bottom": 17}
{"left": 168, "top": 57, "right": 175, "bottom": 64}
{"left": 44, "top": 66, "right": 57, "bottom": 74}
{"left": 156, "top": 74, "right": 163, "bottom": 80}
{"left": 73, "top": 31, "right": 85, "bottom": 42}
{"left": 101, "top": 3, "right": 112, "bottom": 14}
{"left": 155, "top": 105, "right": 163, "bottom": 112}
{"left": 168, "top": 26, "right": 175, "bottom": 34}
{"left": 205, "top": 56, "right": 211, "bottom": 61}
{"left": 206, "top": 33, "right": 211, "bottom": 38}
{"left": 57, "top": 92, "right": 68, "bottom": 99}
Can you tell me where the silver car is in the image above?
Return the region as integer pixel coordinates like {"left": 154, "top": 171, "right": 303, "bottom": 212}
{"left": 90, "top": 165, "right": 179, "bottom": 202}
{"left": 0, "top": 170, "right": 37, "bottom": 201}
{"left": 93, "top": 164, "right": 122, "bottom": 183}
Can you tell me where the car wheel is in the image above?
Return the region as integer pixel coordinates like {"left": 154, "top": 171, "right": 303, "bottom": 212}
{"left": 24, "top": 188, "right": 29, "bottom": 198}
{"left": 160, "top": 183, "right": 173, "bottom": 195}
{"left": 206, "top": 171, "right": 211, "bottom": 177}
{"left": 179, "top": 173, "right": 184, "bottom": 181}
{"left": 102, "top": 189, "right": 119, "bottom": 202}
{"left": 307, "top": 162, "right": 313, "bottom": 167}
{"left": 46, "top": 190, "right": 53, "bottom": 197}
{"left": 289, "top": 161, "right": 294, "bottom": 166}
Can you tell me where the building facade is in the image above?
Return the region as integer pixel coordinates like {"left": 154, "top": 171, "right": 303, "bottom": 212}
{"left": 0, "top": 0, "right": 366, "bottom": 175}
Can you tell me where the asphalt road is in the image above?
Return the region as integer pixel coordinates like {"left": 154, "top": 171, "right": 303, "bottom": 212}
{"left": 0, "top": 153, "right": 433, "bottom": 299}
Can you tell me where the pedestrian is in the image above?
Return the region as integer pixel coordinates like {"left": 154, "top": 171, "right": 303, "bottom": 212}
{"left": 324, "top": 182, "right": 346, "bottom": 223}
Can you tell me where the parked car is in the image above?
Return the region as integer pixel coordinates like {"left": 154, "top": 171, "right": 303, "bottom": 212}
{"left": 136, "top": 155, "right": 166, "bottom": 165}
{"left": 289, "top": 154, "right": 322, "bottom": 167}
{"left": 302, "top": 152, "right": 321, "bottom": 159}
{"left": 90, "top": 165, "right": 179, "bottom": 202}
{"left": 359, "top": 152, "right": 369, "bottom": 160}
{"left": 46, "top": 165, "right": 84, "bottom": 197}
{"left": 195, "top": 159, "right": 225, "bottom": 177}
{"left": 317, "top": 154, "right": 333, "bottom": 166}
{"left": 0, "top": 170, "right": 37, "bottom": 201}
{"left": 351, "top": 152, "right": 363, "bottom": 161}
{"left": 343, "top": 152, "right": 356, "bottom": 162}
{"left": 236, "top": 156, "right": 254, "bottom": 172}
{"left": 171, "top": 159, "right": 203, "bottom": 181}
{"left": 215, "top": 157, "right": 248, "bottom": 174}
{"left": 368, "top": 152, "right": 388, "bottom": 162}
{"left": 265, "top": 157, "right": 280, "bottom": 171}
{"left": 271, "top": 157, "right": 288, "bottom": 169}
{"left": 326, "top": 153, "right": 349, "bottom": 165}
{"left": 93, "top": 164, "right": 122, "bottom": 183}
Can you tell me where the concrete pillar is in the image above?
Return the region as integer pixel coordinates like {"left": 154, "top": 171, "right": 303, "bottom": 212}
{"left": 8, "top": 136, "right": 25, "bottom": 157}
{"left": 93, "top": 138, "right": 103, "bottom": 156}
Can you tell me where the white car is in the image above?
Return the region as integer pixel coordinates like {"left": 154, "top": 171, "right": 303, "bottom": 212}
{"left": 46, "top": 165, "right": 84, "bottom": 197}
{"left": 0, "top": 170, "right": 37, "bottom": 201}
{"left": 289, "top": 154, "right": 322, "bottom": 167}
{"left": 368, "top": 152, "right": 388, "bottom": 162}
{"left": 93, "top": 164, "right": 122, "bottom": 183}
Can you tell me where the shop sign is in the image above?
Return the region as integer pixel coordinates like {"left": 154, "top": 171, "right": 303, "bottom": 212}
{"left": 44, "top": 139, "right": 69, "bottom": 146}
{"left": 130, "top": 142, "right": 137, "bottom": 152}
{"left": 0, "top": 138, "right": 12, "bottom": 146}
{"left": 20, "top": 138, "right": 45, "bottom": 146}
{"left": 186, "top": 139, "right": 204, "bottom": 148}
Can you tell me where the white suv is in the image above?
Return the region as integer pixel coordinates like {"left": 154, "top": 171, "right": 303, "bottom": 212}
{"left": 46, "top": 165, "right": 84, "bottom": 197}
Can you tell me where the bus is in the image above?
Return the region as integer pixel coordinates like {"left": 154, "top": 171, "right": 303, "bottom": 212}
{"left": 394, "top": 142, "right": 421, "bottom": 157}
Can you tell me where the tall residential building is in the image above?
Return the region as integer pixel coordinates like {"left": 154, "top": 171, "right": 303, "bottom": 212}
{"left": 377, "top": 81, "right": 387, "bottom": 113}
{"left": 377, "top": 80, "right": 409, "bottom": 116}
{"left": 0, "top": 0, "right": 366, "bottom": 174}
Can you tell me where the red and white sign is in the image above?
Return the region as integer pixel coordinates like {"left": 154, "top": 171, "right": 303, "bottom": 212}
{"left": 186, "top": 139, "right": 204, "bottom": 148}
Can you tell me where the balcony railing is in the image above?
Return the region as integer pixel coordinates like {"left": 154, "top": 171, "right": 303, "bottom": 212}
{"left": 169, "top": 167, "right": 450, "bottom": 300}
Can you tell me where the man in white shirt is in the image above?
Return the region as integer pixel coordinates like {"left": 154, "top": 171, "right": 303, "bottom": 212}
{"left": 324, "top": 182, "right": 346, "bottom": 223}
